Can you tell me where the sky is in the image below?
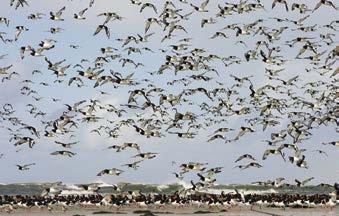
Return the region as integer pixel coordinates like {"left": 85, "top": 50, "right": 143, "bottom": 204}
{"left": 0, "top": 0, "right": 338, "bottom": 185}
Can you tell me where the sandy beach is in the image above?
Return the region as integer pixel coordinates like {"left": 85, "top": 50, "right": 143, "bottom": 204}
{"left": 0, "top": 205, "right": 338, "bottom": 216}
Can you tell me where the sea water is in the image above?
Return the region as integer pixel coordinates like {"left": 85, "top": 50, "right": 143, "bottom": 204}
{"left": 0, "top": 182, "right": 335, "bottom": 196}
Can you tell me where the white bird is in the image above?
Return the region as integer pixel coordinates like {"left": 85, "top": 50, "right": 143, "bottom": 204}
{"left": 74, "top": 8, "right": 88, "bottom": 20}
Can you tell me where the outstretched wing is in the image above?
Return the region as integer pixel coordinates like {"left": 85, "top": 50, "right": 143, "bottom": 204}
{"left": 93, "top": 25, "right": 103, "bottom": 36}
{"left": 79, "top": 8, "right": 88, "bottom": 16}
{"left": 302, "top": 177, "right": 314, "bottom": 185}
{"left": 56, "top": 6, "right": 66, "bottom": 16}
{"left": 201, "top": 0, "right": 209, "bottom": 9}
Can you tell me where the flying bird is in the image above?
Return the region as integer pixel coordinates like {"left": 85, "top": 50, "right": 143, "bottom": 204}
{"left": 50, "top": 6, "right": 66, "bottom": 21}
{"left": 16, "top": 163, "right": 35, "bottom": 171}
{"left": 93, "top": 24, "right": 110, "bottom": 38}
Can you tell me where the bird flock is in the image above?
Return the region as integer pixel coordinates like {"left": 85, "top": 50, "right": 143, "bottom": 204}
{"left": 0, "top": 0, "right": 338, "bottom": 191}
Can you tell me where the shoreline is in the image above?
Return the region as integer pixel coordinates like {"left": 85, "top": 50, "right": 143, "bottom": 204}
{"left": 1, "top": 204, "right": 338, "bottom": 214}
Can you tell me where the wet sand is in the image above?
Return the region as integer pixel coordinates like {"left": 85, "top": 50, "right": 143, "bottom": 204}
{"left": 0, "top": 205, "right": 337, "bottom": 216}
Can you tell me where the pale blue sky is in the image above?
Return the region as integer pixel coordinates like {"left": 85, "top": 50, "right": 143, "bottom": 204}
{"left": 0, "top": 0, "right": 338, "bottom": 185}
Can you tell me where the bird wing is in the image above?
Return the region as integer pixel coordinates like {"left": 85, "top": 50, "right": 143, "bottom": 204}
{"left": 93, "top": 25, "right": 103, "bottom": 36}
{"left": 50, "top": 151, "right": 60, "bottom": 155}
{"left": 235, "top": 155, "right": 245, "bottom": 162}
{"left": 79, "top": 8, "right": 88, "bottom": 16}
{"left": 151, "top": 4, "right": 158, "bottom": 13}
{"left": 140, "top": 4, "right": 146, "bottom": 12}
{"left": 234, "top": 129, "right": 245, "bottom": 140}
{"left": 262, "top": 149, "right": 271, "bottom": 160}
{"left": 327, "top": 1, "right": 337, "bottom": 9}
{"left": 272, "top": 0, "right": 277, "bottom": 9}
{"left": 56, "top": 6, "right": 66, "bottom": 16}
{"left": 284, "top": 1, "right": 289, "bottom": 11}
{"left": 15, "top": 29, "right": 22, "bottom": 41}
{"left": 89, "top": 0, "right": 95, "bottom": 7}
{"left": 201, "top": 0, "right": 209, "bottom": 9}
{"left": 97, "top": 169, "right": 106, "bottom": 176}
{"left": 145, "top": 20, "right": 151, "bottom": 33}
{"left": 295, "top": 179, "right": 301, "bottom": 186}
{"left": 104, "top": 25, "right": 110, "bottom": 38}
{"left": 241, "top": 164, "right": 250, "bottom": 170}
{"left": 313, "top": 1, "right": 322, "bottom": 11}
{"left": 302, "top": 177, "right": 314, "bottom": 185}
{"left": 25, "top": 163, "right": 35, "bottom": 167}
